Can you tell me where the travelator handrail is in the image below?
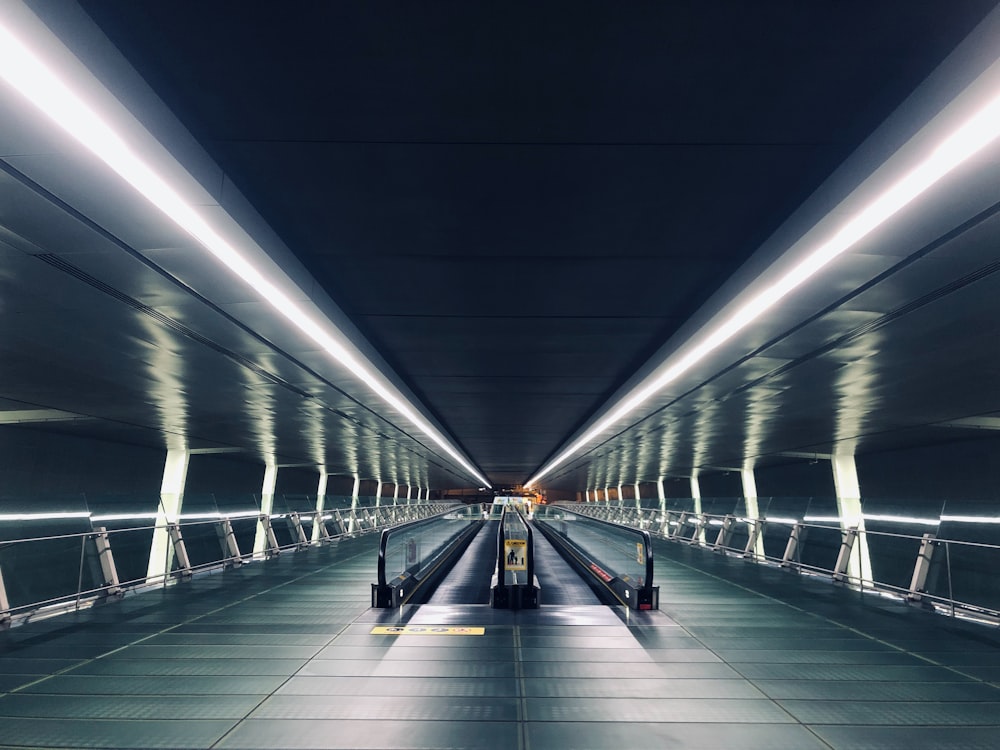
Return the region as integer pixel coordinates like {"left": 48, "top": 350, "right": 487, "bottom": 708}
{"left": 372, "top": 504, "right": 483, "bottom": 608}
{"left": 0, "top": 503, "right": 450, "bottom": 628}
{"left": 534, "top": 504, "right": 658, "bottom": 610}
{"left": 492, "top": 504, "right": 539, "bottom": 608}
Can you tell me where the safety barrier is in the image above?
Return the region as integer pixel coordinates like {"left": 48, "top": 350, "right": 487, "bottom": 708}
{"left": 568, "top": 501, "right": 1000, "bottom": 624}
{"left": 0, "top": 502, "right": 450, "bottom": 628}
{"left": 371, "top": 504, "right": 483, "bottom": 608}
{"left": 535, "top": 505, "right": 658, "bottom": 610}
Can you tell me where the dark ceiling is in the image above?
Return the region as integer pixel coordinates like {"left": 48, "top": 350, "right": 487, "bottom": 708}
{"left": 2, "top": 1, "right": 1000, "bottom": 492}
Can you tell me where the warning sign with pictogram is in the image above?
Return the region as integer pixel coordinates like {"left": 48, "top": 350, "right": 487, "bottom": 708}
{"left": 504, "top": 538, "right": 527, "bottom": 571}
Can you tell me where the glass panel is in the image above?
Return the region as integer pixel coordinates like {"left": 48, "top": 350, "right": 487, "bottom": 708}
{"left": 927, "top": 538, "right": 1000, "bottom": 612}
{"left": 0, "top": 494, "right": 98, "bottom": 610}
{"left": 87, "top": 493, "right": 160, "bottom": 586}
{"left": 535, "top": 506, "right": 651, "bottom": 588}
{"left": 381, "top": 506, "right": 480, "bottom": 583}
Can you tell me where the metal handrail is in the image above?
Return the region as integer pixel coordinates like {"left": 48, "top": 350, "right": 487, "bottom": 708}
{"left": 567, "top": 502, "right": 1000, "bottom": 624}
{"left": 0, "top": 502, "right": 447, "bottom": 626}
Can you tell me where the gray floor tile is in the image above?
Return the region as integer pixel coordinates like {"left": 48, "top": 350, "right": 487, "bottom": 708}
{"left": 250, "top": 694, "right": 518, "bottom": 721}
{"left": 522, "top": 677, "right": 767, "bottom": 699}
{"left": 276, "top": 675, "right": 518, "bottom": 697}
{"left": 216, "top": 719, "right": 519, "bottom": 749}
{"left": 781, "top": 699, "right": 1000, "bottom": 725}
{"left": 0, "top": 693, "right": 266, "bottom": 720}
{"left": 526, "top": 697, "right": 793, "bottom": 723}
{"left": 17, "top": 674, "right": 288, "bottom": 695}
{"left": 813, "top": 726, "right": 1000, "bottom": 750}
{"left": 521, "top": 660, "right": 739, "bottom": 678}
{"left": 298, "top": 659, "right": 516, "bottom": 678}
{"left": 526, "top": 722, "right": 830, "bottom": 750}
{"left": 753, "top": 679, "right": 1000, "bottom": 701}
{"left": 0, "top": 717, "right": 236, "bottom": 748}
{"left": 66, "top": 657, "right": 307, "bottom": 677}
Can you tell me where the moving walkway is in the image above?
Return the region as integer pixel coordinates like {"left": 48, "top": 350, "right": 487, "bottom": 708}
{"left": 371, "top": 501, "right": 658, "bottom": 611}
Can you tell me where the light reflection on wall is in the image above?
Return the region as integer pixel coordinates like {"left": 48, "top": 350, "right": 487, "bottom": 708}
{"left": 137, "top": 317, "right": 189, "bottom": 452}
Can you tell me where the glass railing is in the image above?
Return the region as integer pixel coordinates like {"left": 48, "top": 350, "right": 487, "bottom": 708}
{"left": 534, "top": 504, "right": 657, "bottom": 610}
{"left": 372, "top": 504, "right": 483, "bottom": 608}
{"left": 0, "top": 496, "right": 450, "bottom": 626}
{"left": 569, "top": 498, "right": 1000, "bottom": 623}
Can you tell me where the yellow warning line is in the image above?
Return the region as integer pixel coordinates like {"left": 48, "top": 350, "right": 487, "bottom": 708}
{"left": 370, "top": 626, "right": 485, "bottom": 635}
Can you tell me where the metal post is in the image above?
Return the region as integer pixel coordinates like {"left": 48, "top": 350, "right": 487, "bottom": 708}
{"left": 907, "top": 533, "right": 937, "bottom": 601}
{"left": 286, "top": 512, "right": 309, "bottom": 547}
{"left": 781, "top": 523, "right": 804, "bottom": 568}
{"left": 743, "top": 519, "right": 764, "bottom": 560}
{"left": 167, "top": 523, "right": 192, "bottom": 577}
{"left": 313, "top": 511, "right": 330, "bottom": 540}
{"left": 0, "top": 564, "right": 11, "bottom": 627}
{"left": 689, "top": 514, "right": 707, "bottom": 546}
{"left": 92, "top": 527, "right": 122, "bottom": 596}
{"left": 259, "top": 514, "right": 280, "bottom": 556}
{"left": 216, "top": 518, "right": 243, "bottom": 565}
{"left": 671, "top": 511, "right": 689, "bottom": 539}
{"left": 714, "top": 515, "right": 736, "bottom": 550}
{"left": 833, "top": 527, "right": 859, "bottom": 582}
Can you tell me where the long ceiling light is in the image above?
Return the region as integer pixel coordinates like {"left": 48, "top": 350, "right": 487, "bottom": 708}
{"left": 528, "top": 76, "right": 1000, "bottom": 488}
{"left": 0, "top": 16, "right": 490, "bottom": 488}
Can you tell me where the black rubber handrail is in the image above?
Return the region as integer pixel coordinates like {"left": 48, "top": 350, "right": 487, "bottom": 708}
{"left": 512, "top": 505, "right": 534, "bottom": 586}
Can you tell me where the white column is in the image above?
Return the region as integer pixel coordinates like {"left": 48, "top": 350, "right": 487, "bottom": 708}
{"left": 375, "top": 481, "right": 383, "bottom": 508}
{"left": 634, "top": 482, "right": 642, "bottom": 509}
{"left": 741, "top": 466, "right": 765, "bottom": 559}
{"left": 349, "top": 475, "right": 360, "bottom": 532}
{"left": 832, "top": 454, "right": 873, "bottom": 584}
{"left": 312, "top": 473, "right": 328, "bottom": 542}
{"left": 585, "top": 489, "right": 591, "bottom": 502}
{"left": 253, "top": 463, "right": 278, "bottom": 556}
{"left": 657, "top": 478, "right": 666, "bottom": 514}
{"left": 604, "top": 486, "right": 611, "bottom": 505}
{"left": 406, "top": 484, "right": 413, "bottom": 504}
{"left": 392, "top": 483, "right": 400, "bottom": 505}
{"left": 146, "top": 448, "right": 190, "bottom": 581}
{"left": 617, "top": 484, "right": 624, "bottom": 507}
{"left": 690, "top": 474, "right": 704, "bottom": 542}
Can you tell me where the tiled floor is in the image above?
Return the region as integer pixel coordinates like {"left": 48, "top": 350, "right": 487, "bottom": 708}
{"left": 1, "top": 532, "right": 999, "bottom": 749}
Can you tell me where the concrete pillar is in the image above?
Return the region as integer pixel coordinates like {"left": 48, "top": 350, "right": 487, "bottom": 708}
{"left": 349, "top": 475, "right": 360, "bottom": 532}
{"left": 146, "top": 448, "right": 189, "bottom": 581}
{"left": 690, "top": 474, "right": 704, "bottom": 543}
{"left": 741, "top": 466, "right": 765, "bottom": 559}
{"left": 312, "top": 473, "right": 328, "bottom": 542}
{"left": 253, "top": 463, "right": 278, "bottom": 556}
{"left": 832, "top": 454, "right": 873, "bottom": 584}
{"left": 375, "top": 481, "right": 382, "bottom": 508}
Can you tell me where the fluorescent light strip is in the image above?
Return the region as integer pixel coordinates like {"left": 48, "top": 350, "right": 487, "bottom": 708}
{"left": 528, "top": 84, "right": 1000, "bottom": 487}
{"left": 0, "top": 18, "right": 489, "bottom": 489}
{"left": 863, "top": 513, "right": 941, "bottom": 526}
{"left": 0, "top": 512, "right": 92, "bottom": 522}
{"left": 940, "top": 514, "right": 1000, "bottom": 524}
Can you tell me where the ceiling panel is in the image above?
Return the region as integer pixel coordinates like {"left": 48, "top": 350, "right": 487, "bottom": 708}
{"left": 0, "top": 1, "right": 996, "bottom": 494}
